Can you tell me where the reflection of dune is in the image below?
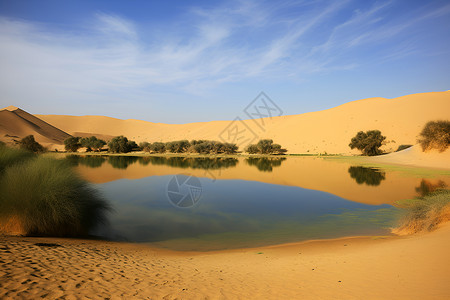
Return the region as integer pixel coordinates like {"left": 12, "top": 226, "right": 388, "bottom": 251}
{"left": 35, "top": 91, "right": 450, "bottom": 154}
{"left": 76, "top": 156, "right": 450, "bottom": 205}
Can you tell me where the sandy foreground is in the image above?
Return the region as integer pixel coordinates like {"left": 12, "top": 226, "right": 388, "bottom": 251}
{"left": 1, "top": 224, "right": 449, "bottom": 300}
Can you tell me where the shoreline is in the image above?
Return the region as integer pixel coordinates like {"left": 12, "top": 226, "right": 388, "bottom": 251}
{"left": 1, "top": 224, "right": 449, "bottom": 299}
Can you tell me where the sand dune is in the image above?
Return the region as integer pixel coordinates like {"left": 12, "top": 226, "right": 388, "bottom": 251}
{"left": 1, "top": 223, "right": 449, "bottom": 299}
{"left": 36, "top": 91, "right": 450, "bottom": 154}
{"left": 369, "top": 145, "right": 450, "bottom": 170}
{"left": 0, "top": 106, "right": 70, "bottom": 150}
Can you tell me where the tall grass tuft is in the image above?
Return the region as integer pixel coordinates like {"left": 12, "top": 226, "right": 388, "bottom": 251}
{"left": 0, "top": 156, "right": 111, "bottom": 237}
{"left": 0, "top": 146, "right": 35, "bottom": 172}
{"left": 394, "top": 189, "right": 450, "bottom": 234}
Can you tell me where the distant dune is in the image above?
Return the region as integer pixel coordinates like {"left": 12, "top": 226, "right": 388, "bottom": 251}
{"left": 0, "top": 106, "right": 70, "bottom": 149}
{"left": 2, "top": 91, "right": 449, "bottom": 154}
{"left": 35, "top": 91, "right": 450, "bottom": 154}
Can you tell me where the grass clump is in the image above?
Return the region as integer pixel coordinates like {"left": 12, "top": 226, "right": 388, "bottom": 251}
{"left": 0, "top": 146, "right": 35, "bottom": 172}
{"left": 0, "top": 155, "right": 110, "bottom": 237}
{"left": 394, "top": 189, "right": 450, "bottom": 234}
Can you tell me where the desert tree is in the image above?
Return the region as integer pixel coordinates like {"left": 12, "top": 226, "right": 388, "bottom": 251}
{"left": 19, "top": 135, "right": 45, "bottom": 153}
{"left": 418, "top": 120, "right": 450, "bottom": 152}
{"left": 349, "top": 130, "right": 386, "bottom": 156}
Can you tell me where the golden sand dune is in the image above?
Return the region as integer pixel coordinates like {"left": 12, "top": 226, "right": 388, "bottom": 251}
{"left": 0, "top": 106, "right": 70, "bottom": 149}
{"left": 1, "top": 224, "right": 449, "bottom": 299}
{"left": 369, "top": 145, "right": 450, "bottom": 170}
{"left": 36, "top": 91, "right": 450, "bottom": 154}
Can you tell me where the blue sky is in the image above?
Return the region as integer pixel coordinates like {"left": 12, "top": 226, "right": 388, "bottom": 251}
{"left": 0, "top": 0, "right": 449, "bottom": 123}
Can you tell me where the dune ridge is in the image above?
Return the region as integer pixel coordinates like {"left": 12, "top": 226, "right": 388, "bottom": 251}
{"left": 0, "top": 106, "right": 70, "bottom": 149}
{"left": 36, "top": 91, "right": 450, "bottom": 154}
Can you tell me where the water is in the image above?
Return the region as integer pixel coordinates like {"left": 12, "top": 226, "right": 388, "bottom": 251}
{"left": 67, "top": 155, "right": 450, "bottom": 251}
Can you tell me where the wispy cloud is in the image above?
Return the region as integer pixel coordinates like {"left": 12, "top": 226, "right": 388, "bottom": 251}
{"left": 0, "top": 0, "right": 449, "bottom": 103}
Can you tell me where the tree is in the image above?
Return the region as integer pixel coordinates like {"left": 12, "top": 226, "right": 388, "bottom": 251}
{"left": 151, "top": 142, "right": 166, "bottom": 153}
{"left": 349, "top": 130, "right": 386, "bottom": 156}
{"left": 19, "top": 135, "right": 45, "bottom": 153}
{"left": 165, "top": 140, "right": 190, "bottom": 153}
{"left": 80, "top": 136, "right": 106, "bottom": 152}
{"left": 64, "top": 137, "right": 81, "bottom": 152}
{"left": 108, "top": 136, "right": 136, "bottom": 153}
{"left": 139, "top": 142, "right": 151, "bottom": 152}
{"left": 418, "top": 120, "right": 450, "bottom": 152}
{"left": 245, "top": 139, "right": 287, "bottom": 154}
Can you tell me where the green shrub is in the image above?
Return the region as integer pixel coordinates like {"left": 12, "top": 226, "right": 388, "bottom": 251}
{"left": 396, "top": 144, "right": 413, "bottom": 152}
{"left": 418, "top": 120, "right": 450, "bottom": 152}
{"left": 165, "top": 140, "right": 190, "bottom": 153}
{"left": 80, "top": 136, "right": 106, "bottom": 152}
{"left": 0, "top": 146, "right": 35, "bottom": 172}
{"left": 64, "top": 136, "right": 81, "bottom": 152}
{"left": 245, "top": 139, "right": 287, "bottom": 154}
{"left": 19, "top": 135, "right": 45, "bottom": 153}
{"left": 349, "top": 130, "right": 386, "bottom": 156}
{"left": 139, "top": 142, "right": 151, "bottom": 152}
{"left": 0, "top": 156, "right": 110, "bottom": 236}
{"left": 108, "top": 136, "right": 137, "bottom": 153}
{"left": 150, "top": 142, "right": 166, "bottom": 153}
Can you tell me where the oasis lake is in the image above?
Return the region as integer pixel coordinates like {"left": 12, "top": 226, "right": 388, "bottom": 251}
{"left": 65, "top": 155, "right": 450, "bottom": 251}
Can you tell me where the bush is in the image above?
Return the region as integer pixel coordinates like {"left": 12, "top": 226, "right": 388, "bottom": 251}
{"left": 0, "top": 146, "right": 35, "bottom": 172}
{"left": 394, "top": 189, "right": 450, "bottom": 234}
{"left": 108, "top": 136, "right": 137, "bottom": 153}
{"left": 0, "top": 155, "right": 110, "bottom": 236}
{"left": 19, "top": 135, "right": 45, "bottom": 153}
{"left": 418, "top": 120, "right": 450, "bottom": 152}
{"left": 349, "top": 130, "right": 386, "bottom": 156}
{"left": 64, "top": 136, "right": 81, "bottom": 152}
{"left": 245, "top": 139, "right": 287, "bottom": 155}
{"left": 80, "top": 136, "right": 106, "bottom": 152}
{"left": 396, "top": 144, "right": 413, "bottom": 152}
{"left": 151, "top": 142, "right": 166, "bottom": 153}
{"left": 165, "top": 140, "right": 190, "bottom": 153}
{"left": 139, "top": 142, "right": 151, "bottom": 152}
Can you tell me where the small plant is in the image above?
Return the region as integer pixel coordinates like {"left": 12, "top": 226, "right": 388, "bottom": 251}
{"left": 18, "top": 135, "right": 45, "bottom": 153}
{"left": 349, "top": 130, "right": 386, "bottom": 156}
{"left": 418, "top": 120, "right": 450, "bottom": 152}
{"left": 396, "top": 144, "right": 412, "bottom": 152}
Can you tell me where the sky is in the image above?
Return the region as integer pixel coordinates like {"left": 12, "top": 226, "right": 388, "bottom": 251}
{"left": 0, "top": 0, "right": 449, "bottom": 123}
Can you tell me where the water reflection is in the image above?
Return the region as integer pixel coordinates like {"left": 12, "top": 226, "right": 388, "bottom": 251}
{"left": 348, "top": 166, "right": 386, "bottom": 186}
{"left": 66, "top": 155, "right": 106, "bottom": 168}
{"left": 139, "top": 156, "right": 238, "bottom": 170}
{"left": 415, "top": 179, "right": 447, "bottom": 196}
{"left": 108, "top": 156, "right": 139, "bottom": 169}
{"left": 246, "top": 157, "right": 286, "bottom": 172}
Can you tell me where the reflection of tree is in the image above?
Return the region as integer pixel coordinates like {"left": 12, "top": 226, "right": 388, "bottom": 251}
{"left": 246, "top": 157, "right": 286, "bottom": 172}
{"left": 415, "top": 179, "right": 447, "bottom": 197}
{"left": 348, "top": 166, "right": 386, "bottom": 186}
{"left": 65, "top": 155, "right": 106, "bottom": 168}
{"left": 108, "top": 156, "right": 139, "bottom": 169}
{"left": 145, "top": 157, "right": 238, "bottom": 170}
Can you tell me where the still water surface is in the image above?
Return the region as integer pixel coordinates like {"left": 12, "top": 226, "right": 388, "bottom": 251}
{"left": 67, "top": 155, "right": 450, "bottom": 251}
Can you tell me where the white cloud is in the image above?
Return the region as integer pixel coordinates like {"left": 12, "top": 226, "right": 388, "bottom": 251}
{"left": 0, "top": 0, "right": 448, "bottom": 106}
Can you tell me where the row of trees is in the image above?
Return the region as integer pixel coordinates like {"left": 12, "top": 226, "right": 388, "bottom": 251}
{"left": 64, "top": 136, "right": 107, "bottom": 152}
{"left": 139, "top": 140, "right": 239, "bottom": 154}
